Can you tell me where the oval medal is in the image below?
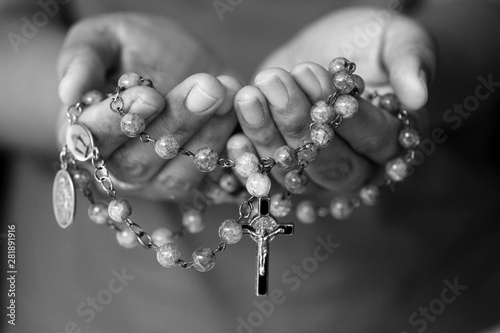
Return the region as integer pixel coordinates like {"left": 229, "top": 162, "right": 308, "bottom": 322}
{"left": 52, "top": 169, "right": 76, "bottom": 229}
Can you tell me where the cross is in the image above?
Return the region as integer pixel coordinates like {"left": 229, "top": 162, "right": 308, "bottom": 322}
{"left": 242, "top": 196, "right": 294, "bottom": 296}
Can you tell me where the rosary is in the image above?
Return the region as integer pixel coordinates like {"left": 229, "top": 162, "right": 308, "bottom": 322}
{"left": 53, "top": 57, "right": 420, "bottom": 296}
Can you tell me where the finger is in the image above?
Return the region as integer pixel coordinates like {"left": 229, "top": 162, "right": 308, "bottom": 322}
{"left": 107, "top": 73, "right": 228, "bottom": 184}
{"left": 383, "top": 16, "right": 437, "bottom": 110}
{"left": 58, "top": 18, "right": 119, "bottom": 105}
{"left": 71, "top": 86, "right": 165, "bottom": 157}
{"left": 291, "top": 62, "right": 401, "bottom": 164}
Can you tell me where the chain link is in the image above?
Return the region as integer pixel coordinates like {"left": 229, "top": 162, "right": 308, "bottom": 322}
{"left": 218, "top": 158, "right": 235, "bottom": 168}
{"left": 125, "top": 218, "right": 159, "bottom": 250}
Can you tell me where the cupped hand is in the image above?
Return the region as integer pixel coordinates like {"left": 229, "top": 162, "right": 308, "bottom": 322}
{"left": 229, "top": 7, "right": 436, "bottom": 201}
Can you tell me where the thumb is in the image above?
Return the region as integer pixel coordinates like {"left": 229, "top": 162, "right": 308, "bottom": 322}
{"left": 57, "top": 18, "right": 119, "bottom": 105}
{"left": 383, "top": 16, "right": 437, "bottom": 110}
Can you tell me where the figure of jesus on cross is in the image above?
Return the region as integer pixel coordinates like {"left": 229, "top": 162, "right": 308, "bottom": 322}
{"left": 242, "top": 196, "right": 294, "bottom": 296}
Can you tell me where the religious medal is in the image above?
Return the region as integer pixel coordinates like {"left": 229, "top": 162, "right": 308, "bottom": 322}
{"left": 52, "top": 168, "right": 76, "bottom": 229}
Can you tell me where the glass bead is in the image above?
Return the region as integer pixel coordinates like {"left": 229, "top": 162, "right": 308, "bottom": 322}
{"left": 331, "top": 69, "right": 356, "bottom": 94}
{"left": 151, "top": 227, "right": 174, "bottom": 246}
{"left": 182, "top": 209, "right": 204, "bottom": 233}
{"left": 246, "top": 172, "right": 271, "bottom": 197}
{"left": 269, "top": 193, "right": 292, "bottom": 217}
{"left": 194, "top": 147, "right": 218, "bottom": 172}
{"left": 155, "top": 134, "right": 180, "bottom": 159}
{"left": 157, "top": 243, "right": 181, "bottom": 268}
{"left": 88, "top": 201, "right": 109, "bottom": 225}
{"left": 235, "top": 152, "right": 260, "bottom": 177}
{"left": 333, "top": 95, "right": 359, "bottom": 119}
{"left": 192, "top": 247, "right": 216, "bottom": 272}
{"left": 359, "top": 185, "right": 380, "bottom": 206}
{"left": 116, "top": 228, "right": 138, "bottom": 249}
{"left": 71, "top": 168, "right": 92, "bottom": 190}
{"left": 296, "top": 200, "right": 317, "bottom": 224}
{"left": 82, "top": 90, "right": 104, "bottom": 105}
{"left": 118, "top": 72, "right": 142, "bottom": 89}
{"left": 297, "top": 140, "right": 319, "bottom": 162}
{"left": 310, "top": 123, "right": 334, "bottom": 148}
{"left": 330, "top": 197, "right": 354, "bottom": 220}
{"left": 328, "top": 57, "right": 350, "bottom": 74}
{"left": 274, "top": 145, "right": 297, "bottom": 170}
{"left": 310, "top": 100, "right": 335, "bottom": 124}
{"left": 385, "top": 157, "right": 408, "bottom": 182}
{"left": 108, "top": 198, "right": 132, "bottom": 222}
{"left": 284, "top": 170, "right": 308, "bottom": 194}
{"left": 352, "top": 75, "right": 365, "bottom": 96}
{"left": 399, "top": 127, "right": 421, "bottom": 149}
{"left": 379, "top": 93, "right": 401, "bottom": 115}
{"left": 218, "top": 173, "right": 240, "bottom": 193}
{"left": 218, "top": 219, "right": 243, "bottom": 244}
{"left": 120, "top": 113, "right": 146, "bottom": 138}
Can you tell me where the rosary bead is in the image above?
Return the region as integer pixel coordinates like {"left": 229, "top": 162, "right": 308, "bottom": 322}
{"left": 378, "top": 93, "right": 401, "bottom": 115}
{"left": 218, "top": 172, "right": 240, "bottom": 193}
{"left": 118, "top": 72, "right": 142, "bottom": 89}
{"left": 116, "top": 228, "right": 138, "bottom": 248}
{"left": 284, "top": 170, "right": 308, "bottom": 194}
{"left": 82, "top": 90, "right": 104, "bottom": 105}
{"left": 71, "top": 168, "right": 92, "bottom": 190}
{"left": 330, "top": 197, "right": 354, "bottom": 220}
{"left": 359, "top": 185, "right": 380, "bottom": 206}
{"left": 235, "top": 152, "right": 260, "bottom": 177}
{"left": 192, "top": 247, "right": 216, "bottom": 272}
{"left": 333, "top": 95, "right": 358, "bottom": 119}
{"left": 269, "top": 193, "right": 292, "bottom": 217}
{"left": 331, "top": 69, "right": 356, "bottom": 94}
{"left": 108, "top": 198, "right": 132, "bottom": 222}
{"left": 194, "top": 147, "right": 218, "bottom": 172}
{"left": 182, "top": 209, "right": 205, "bottom": 233}
{"left": 246, "top": 172, "right": 271, "bottom": 197}
{"left": 310, "top": 123, "right": 334, "bottom": 148}
{"left": 151, "top": 227, "right": 174, "bottom": 246}
{"left": 352, "top": 74, "right": 365, "bottom": 96}
{"left": 310, "top": 100, "right": 335, "bottom": 124}
{"left": 274, "top": 145, "right": 297, "bottom": 170}
{"left": 218, "top": 219, "right": 243, "bottom": 244}
{"left": 297, "top": 140, "right": 319, "bottom": 162}
{"left": 296, "top": 200, "right": 317, "bottom": 224}
{"left": 121, "top": 113, "right": 146, "bottom": 138}
{"left": 155, "top": 134, "right": 180, "bottom": 159}
{"left": 157, "top": 243, "right": 181, "bottom": 268}
{"left": 399, "top": 127, "right": 421, "bottom": 149}
{"left": 385, "top": 157, "right": 409, "bottom": 182}
{"left": 88, "top": 201, "right": 109, "bottom": 225}
{"left": 328, "top": 57, "right": 350, "bottom": 74}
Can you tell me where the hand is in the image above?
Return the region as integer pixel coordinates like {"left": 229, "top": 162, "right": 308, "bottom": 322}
{"left": 56, "top": 13, "right": 242, "bottom": 203}
{"left": 228, "top": 7, "right": 436, "bottom": 199}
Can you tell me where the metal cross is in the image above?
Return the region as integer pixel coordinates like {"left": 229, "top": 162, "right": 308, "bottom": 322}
{"left": 242, "top": 196, "right": 294, "bottom": 296}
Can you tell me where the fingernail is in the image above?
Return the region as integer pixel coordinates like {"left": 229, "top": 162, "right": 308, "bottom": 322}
{"left": 294, "top": 66, "right": 322, "bottom": 99}
{"left": 255, "top": 74, "right": 289, "bottom": 109}
{"left": 237, "top": 97, "right": 265, "bottom": 126}
{"left": 129, "top": 97, "right": 160, "bottom": 121}
{"left": 186, "top": 84, "right": 219, "bottom": 113}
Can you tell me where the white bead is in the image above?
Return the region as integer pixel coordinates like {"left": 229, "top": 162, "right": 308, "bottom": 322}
{"left": 108, "top": 198, "right": 132, "bottom": 222}
{"left": 192, "top": 247, "right": 216, "bottom": 272}
{"left": 330, "top": 197, "right": 354, "bottom": 220}
{"left": 218, "top": 219, "right": 243, "bottom": 244}
{"left": 246, "top": 173, "right": 271, "bottom": 197}
{"left": 386, "top": 157, "right": 409, "bottom": 182}
{"left": 116, "top": 229, "right": 138, "bottom": 249}
{"left": 269, "top": 193, "right": 292, "bottom": 217}
{"left": 88, "top": 201, "right": 109, "bottom": 225}
{"left": 235, "top": 152, "right": 260, "bottom": 177}
{"left": 359, "top": 185, "right": 379, "bottom": 206}
{"left": 182, "top": 209, "right": 204, "bottom": 233}
{"left": 151, "top": 227, "right": 174, "bottom": 246}
{"left": 296, "top": 200, "right": 317, "bottom": 224}
{"left": 157, "top": 243, "right": 181, "bottom": 268}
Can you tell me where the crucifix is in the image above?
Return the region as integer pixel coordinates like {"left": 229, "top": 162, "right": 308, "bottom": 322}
{"left": 242, "top": 196, "right": 294, "bottom": 296}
